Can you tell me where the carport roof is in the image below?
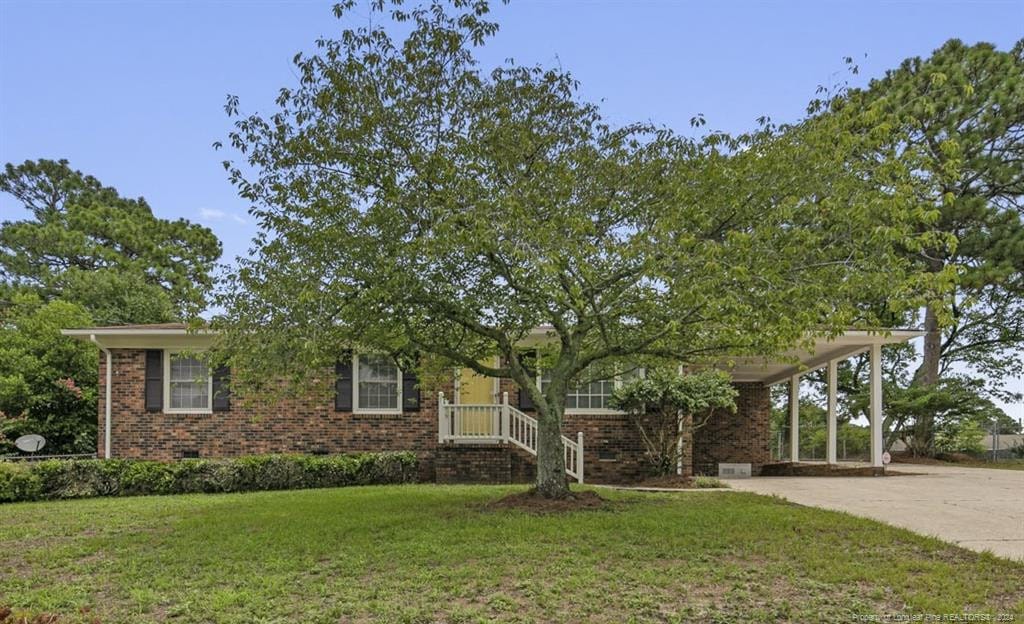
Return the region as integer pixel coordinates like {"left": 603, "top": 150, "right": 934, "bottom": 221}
{"left": 715, "top": 329, "right": 924, "bottom": 385}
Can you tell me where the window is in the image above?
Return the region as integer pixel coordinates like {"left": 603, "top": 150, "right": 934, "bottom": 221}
{"left": 567, "top": 378, "right": 616, "bottom": 410}
{"left": 166, "top": 353, "right": 211, "bottom": 413}
{"left": 355, "top": 354, "right": 401, "bottom": 412}
{"left": 539, "top": 365, "right": 643, "bottom": 413}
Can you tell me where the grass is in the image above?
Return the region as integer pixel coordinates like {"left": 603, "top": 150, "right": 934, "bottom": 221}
{"left": 951, "top": 458, "right": 1024, "bottom": 471}
{"left": 1, "top": 485, "right": 1022, "bottom": 623}
{"left": 691, "top": 475, "right": 726, "bottom": 488}
{"left": 895, "top": 457, "right": 1024, "bottom": 471}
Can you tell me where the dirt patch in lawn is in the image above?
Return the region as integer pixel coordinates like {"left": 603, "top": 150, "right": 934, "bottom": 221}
{"left": 0, "top": 605, "right": 100, "bottom": 624}
{"left": 486, "top": 489, "right": 608, "bottom": 513}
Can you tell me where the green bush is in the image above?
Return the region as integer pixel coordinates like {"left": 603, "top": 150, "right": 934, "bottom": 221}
{"left": 0, "top": 463, "right": 42, "bottom": 502}
{"left": 0, "top": 452, "right": 417, "bottom": 503}
{"left": 692, "top": 476, "right": 729, "bottom": 489}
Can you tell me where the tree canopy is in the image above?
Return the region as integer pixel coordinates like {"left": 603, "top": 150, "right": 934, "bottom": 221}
{"left": 0, "top": 159, "right": 224, "bottom": 454}
{"left": 1, "top": 158, "right": 223, "bottom": 324}
{"left": 215, "top": 0, "right": 952, "bottom": 497}
{"left": 0, "top": 294, "right": 98, "bottom": 454}
{"left": 841, "top": 39, "right": 1024, "bottom": 395}
{"left": 799, "top": 39, "right": 1023, "bottom": 456}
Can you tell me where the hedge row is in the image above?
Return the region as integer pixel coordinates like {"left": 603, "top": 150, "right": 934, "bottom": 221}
{"left": 0, "top": 452, "right": 417, "bottom": 503}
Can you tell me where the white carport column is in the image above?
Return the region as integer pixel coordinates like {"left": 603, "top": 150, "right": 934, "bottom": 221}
{"left": 869, "top": 343, "right": 884, "bottom": 468}
{"left": 789, "top": 375, "right": 800, "bottom": 463}
{"left": 826, "top": 359, "right": 838, "bottom": 465}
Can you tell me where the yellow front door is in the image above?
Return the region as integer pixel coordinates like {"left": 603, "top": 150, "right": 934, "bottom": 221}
{"left": 457, "top": 367, "right": 496, "bottom": 435}
{"left": 459, "top": 368, "right": 494, "bottom": 404}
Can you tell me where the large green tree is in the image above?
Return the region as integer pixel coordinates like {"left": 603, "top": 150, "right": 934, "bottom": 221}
{"left": 1, "top": 159, "right": 223, "bottom": 323}
{"left": 214, "top": 0, "right": 949, "bottom": 498}
{"left": 0, "top": 294, "right": 98, "bottom": 454}
{"left": 0, "top": 160, "right": 223, "bottom": 454}
{"left": 844, "top": 40, "right": 1023, "bottom": 394}
{"left": 806, "top": 40, "right": 1023, "bottom": 455}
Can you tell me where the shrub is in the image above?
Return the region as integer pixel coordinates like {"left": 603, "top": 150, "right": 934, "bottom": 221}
{"left": 0, "top": 462, "right": 42, "bottom": 502}
{"left": 0, "top": 452, "right": 417, "bottom": 503}
{"left": 692, "top": 476, "right": 728, "bottom": 489}
{"left": 610, "top": 369, "right": 738, "bottom": 476}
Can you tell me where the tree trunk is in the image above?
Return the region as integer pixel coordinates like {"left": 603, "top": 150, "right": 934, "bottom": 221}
{"left": 677, "top": 411, "right": 694, "bottom": 478}
{"left": 911, "top": 302, "right": 942, "bottom": 456}
{"left": 534, "top": 404, "right": 570, "bottom": 499}
{"left": 918, "top": 303, "right": 941, "bottom": 387}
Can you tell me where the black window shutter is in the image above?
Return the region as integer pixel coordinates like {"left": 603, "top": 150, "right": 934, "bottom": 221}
{"left": 335, "top": 353, "right": 353, "bottom": 411}
{"left": 402, "top": 368, "right": 420, "bottom": 412}
{"left": 212, "top": 365, "right": 231, "bottom": 411}
{"left": 144, "top": 350, "right": 163, "bottom": 412}
{"left": 517, "top": 349, "right": 537, "bottom": 411}
{"left": 518, "top": 386, "right": 535, "bottom": 411}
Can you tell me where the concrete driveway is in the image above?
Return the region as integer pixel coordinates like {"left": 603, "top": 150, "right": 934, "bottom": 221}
{"left": 726, "top": 463, "right": 1024, "bottom": 560}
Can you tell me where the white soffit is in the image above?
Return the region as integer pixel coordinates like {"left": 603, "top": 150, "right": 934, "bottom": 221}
{"left": 61, "top": 328, "right": 214, "bottom": 349}
{"left": 716, "top": 330, "right": 924, "bottom": 385}
{"left": 63, "top": 326, "right": 923, "bottom": 384}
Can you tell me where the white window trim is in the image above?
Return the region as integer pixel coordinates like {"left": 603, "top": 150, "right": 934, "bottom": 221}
{"left": 163, "top": 350, "right": 213, "bottom": 414}
{"left": 537, "top": 366, "right": 644, "bottom": 415}
{"left": 352, "top": 354, "right": 403, "bottom": 415}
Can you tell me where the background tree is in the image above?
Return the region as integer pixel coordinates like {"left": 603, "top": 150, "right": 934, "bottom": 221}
{"left": 768, "top": 396, "right": 872, "bottom": 461}
{"left": 0, "top": 294, "right": 97, "bottom": 454}
{"left": 1, "top": 158, "right": 222, "bottom": 323}
{"left": 214, "top": 0, "right": 951, "bottom": 498}
{"left": 849, "top": 39, "right": 1024, "bottom": 394}
{"left": 0, "top": 159, "right": 223, "bottom": 454}
{"left": 854, "top": 376, "right": 1014, "bottom": 456}
{"left": 609, "top": 369, "right": 737, "bottom": 477}
{"left": 801, "top": 40, "right": 1022, "bottom": 456}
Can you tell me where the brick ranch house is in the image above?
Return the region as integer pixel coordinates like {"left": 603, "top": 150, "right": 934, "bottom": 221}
{"left": 62, "top": 324, "right": 921, "bottom": 484}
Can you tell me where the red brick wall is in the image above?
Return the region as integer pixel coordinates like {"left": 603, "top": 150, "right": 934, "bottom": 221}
{"left": 513, "top": 381, "right": 769, "bottom": 481}
{"left": 99, "top": 349, "right": 450, "bottom": 480}
{"left": 692, "top": 383, "right": 772, "bottom": 476}
{"left": 562, "top": 413, "right": 649, "bottom": 483}
{"left": 99, "top": 350, "right": 770, "bottom": 482}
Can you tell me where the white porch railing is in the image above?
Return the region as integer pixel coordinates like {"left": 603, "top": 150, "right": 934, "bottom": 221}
{"left": 438, "top": 391, "right": 583, "bottom": 484}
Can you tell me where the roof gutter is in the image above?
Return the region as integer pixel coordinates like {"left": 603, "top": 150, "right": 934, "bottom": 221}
{"left": 90, "top": 334, "right": 112, "bottom": 460}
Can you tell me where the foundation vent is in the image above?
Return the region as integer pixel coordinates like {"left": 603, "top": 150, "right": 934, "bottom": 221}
{"left": 718, "top": 463, "right": 752, "bottom": 478}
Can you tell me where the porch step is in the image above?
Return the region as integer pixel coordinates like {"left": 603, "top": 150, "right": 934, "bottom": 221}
{"left": 436, "top": 393, "right": 584, "bottom": 483}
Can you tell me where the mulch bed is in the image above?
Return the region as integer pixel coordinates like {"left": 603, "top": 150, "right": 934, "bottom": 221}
{"left": 486, "top": 489, "right": 608, "bottom": 513}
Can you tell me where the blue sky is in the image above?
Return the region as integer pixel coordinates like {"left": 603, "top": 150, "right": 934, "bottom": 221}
{"left": 0, "top": 0, "right": 1021, "bottom": 421}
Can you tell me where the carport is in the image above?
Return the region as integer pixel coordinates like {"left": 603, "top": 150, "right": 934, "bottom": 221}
{"left": 719, "top": 329, "right": 924, "bottom": 469}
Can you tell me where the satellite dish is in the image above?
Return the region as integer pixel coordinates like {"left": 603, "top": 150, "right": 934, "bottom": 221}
{"left": 14, "top": 434, "right": 46, "bottom": 453}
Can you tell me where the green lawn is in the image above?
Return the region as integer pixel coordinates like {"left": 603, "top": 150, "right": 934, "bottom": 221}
{"left": 895, "top": 458, "right": 1024, "bottom": 471}
{"left": 1, "top": 485, "right": 1021, "bottom": 623}
{"left": 951, "top": 459, "right": 1024, "bottom": 471}
{"left": 946, "top": 459, "right": 1024, "bottom": 469}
